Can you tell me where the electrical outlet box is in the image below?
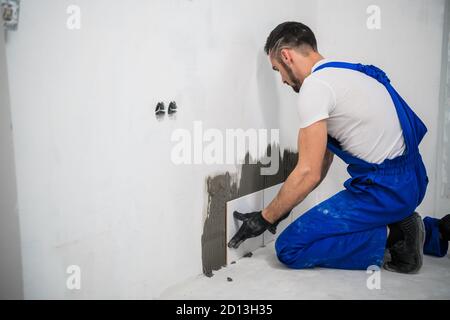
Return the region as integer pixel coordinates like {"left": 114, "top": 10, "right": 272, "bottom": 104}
{"left": 1, "top": 0, "right": 20, "bottom": 31}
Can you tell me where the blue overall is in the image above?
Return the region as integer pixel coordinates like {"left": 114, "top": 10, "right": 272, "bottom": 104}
{"left": 275, "top": 62, "right": 430, "bottom": 270}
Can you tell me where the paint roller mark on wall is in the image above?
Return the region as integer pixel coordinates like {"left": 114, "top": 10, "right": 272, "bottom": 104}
{"left": 201, "top": 143, "right": 298, "bottom": 277}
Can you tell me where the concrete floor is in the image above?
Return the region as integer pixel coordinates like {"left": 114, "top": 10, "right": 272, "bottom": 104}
{"left": 159, "top": 242, "right": 450, "bottom": 299}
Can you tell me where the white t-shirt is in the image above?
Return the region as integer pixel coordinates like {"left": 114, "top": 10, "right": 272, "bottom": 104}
{"left": 297, "top": 58, "right": 405, "bottom": 164}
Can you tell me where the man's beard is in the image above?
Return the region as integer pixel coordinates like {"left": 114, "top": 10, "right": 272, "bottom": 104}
{"left": 281, "top": 60, "right": 301, "bottom": 93}
{"left": 287, "top": 67, "right": 301, "bottom": 93}
{"left": 291, "top": 82, "right": 301, "bottom": 93}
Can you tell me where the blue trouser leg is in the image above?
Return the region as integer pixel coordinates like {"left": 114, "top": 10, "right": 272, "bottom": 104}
{"left": 423, "top": 216, "right": 448, "bottom": 257}
{"left": 276, "top": 226, "right": 386, "bottom": 270}
{"left": 275, "top": 190, "right": 391, "bottom": 270}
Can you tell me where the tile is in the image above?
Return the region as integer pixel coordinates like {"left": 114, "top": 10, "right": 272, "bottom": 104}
{"left": 226, "top": 190, "right": 264, "bottom": 265}
{"left": 262, "top": 183, "right": 293, "bottom": 245}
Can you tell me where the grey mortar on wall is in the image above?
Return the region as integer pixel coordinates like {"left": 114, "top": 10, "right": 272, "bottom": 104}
{"left": 201, "top": 143, "right": 298, "bottom": 277}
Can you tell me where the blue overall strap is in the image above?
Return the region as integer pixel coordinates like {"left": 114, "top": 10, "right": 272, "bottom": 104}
{"left": 313, "top": 62, "right": 428, "bottom": 155}
{"left": 326, "top": 134, "right": 371, "bottom": 167}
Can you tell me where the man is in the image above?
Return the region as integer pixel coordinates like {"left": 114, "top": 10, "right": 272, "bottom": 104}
{"left": 228, "top": 21, "right": 449, "bottom": 273}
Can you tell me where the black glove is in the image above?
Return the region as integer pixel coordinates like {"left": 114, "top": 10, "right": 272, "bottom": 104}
{"left": 267, "top": 210, "right": 291, "bottom": 234}
{"left": 227, "top": 210, "right": 291, "bottom": 249}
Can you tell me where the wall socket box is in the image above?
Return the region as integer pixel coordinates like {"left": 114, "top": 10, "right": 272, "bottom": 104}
{"left": 1, "top": 0, "right": 20, "bottom": 31}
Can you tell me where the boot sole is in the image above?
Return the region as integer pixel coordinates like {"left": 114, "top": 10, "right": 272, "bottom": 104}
{"left": 383, "top": 213, "right": 425, "bottom": 274}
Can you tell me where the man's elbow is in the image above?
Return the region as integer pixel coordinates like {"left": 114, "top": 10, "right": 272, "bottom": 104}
{"left": 294, "top": 166, "right": 322, "bottom": 188}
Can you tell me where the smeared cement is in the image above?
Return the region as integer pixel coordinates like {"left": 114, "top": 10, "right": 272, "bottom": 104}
{"left": 201, "top": 143, "right": 298, "bottom": 276}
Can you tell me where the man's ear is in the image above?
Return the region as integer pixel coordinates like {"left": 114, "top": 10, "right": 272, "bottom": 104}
{"left": 280, "top": 48, "right": 292, "bottom": 65}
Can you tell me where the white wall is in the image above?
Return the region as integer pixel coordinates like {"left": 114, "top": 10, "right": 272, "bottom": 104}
{"left": 5, "top": 0, "right": 447, "bottom": 299}
{"left": 0, "top": 24, "right": 23, "bottom": 299}
{"left": 434, "top": 0, "right": 450, "bottom": 218}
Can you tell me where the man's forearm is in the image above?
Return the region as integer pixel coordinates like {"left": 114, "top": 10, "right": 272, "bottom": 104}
{"left": 318, "top": 150, "right": 333, "bottom": 185}
{"left": 262, "top": 168, "right": 320, "bottom": 224}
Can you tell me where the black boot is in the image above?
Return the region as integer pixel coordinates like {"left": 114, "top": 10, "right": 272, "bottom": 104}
{"left": 438, "top": 214, "right": 450, "bottom": 241}
{"left": 386, "top": 222, "right": 403, "bottom": 249}
{"left": 384, "top": 212, "right": 425, "bottom": 274}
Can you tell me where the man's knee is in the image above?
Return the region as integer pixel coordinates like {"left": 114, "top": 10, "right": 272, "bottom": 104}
{"left": 275, "top": 230, "right": 309, "bottom": 268}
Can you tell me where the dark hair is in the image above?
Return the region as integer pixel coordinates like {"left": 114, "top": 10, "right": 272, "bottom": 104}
{"left": 264, "top": 22, "right": 317, "bottom": 57}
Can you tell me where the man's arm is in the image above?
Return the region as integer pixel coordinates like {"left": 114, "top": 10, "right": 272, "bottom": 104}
{"left": 318, "top": 148, "right": 334, "bottom": 185}
{"left": 262, "top": 119, "right": 329, "bottom": 224}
